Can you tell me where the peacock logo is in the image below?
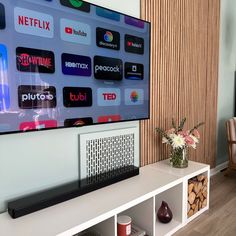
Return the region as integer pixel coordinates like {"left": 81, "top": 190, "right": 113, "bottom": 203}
{"left": 130, "top": 90, "right": 139, "bottom": 103}
{"left": 104, "top": 31, "right": 113, "bottom": 43}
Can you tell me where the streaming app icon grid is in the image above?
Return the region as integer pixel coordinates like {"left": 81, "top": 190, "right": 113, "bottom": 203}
{"left": 0, "top": 0, "right": 150, "bottom": 133}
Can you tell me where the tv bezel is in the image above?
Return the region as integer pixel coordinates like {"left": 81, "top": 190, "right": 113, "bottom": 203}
{"left": 0, "top": 0, "right": 151, "bottom": 136}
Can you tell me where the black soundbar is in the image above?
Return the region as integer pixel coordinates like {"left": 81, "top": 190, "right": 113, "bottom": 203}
{"left": 8, "top": 165, "right": 139, "bottom": 219}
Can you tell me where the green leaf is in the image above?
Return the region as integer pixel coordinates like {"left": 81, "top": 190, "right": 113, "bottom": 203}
{"left": 178, "top": 117, "right": 186, "bottom": 131}
{"left": 172, "top": 118, "right": 176, "bottom": 130}
{"left": 189, "top": 122, "right": 205, "bottom": 134}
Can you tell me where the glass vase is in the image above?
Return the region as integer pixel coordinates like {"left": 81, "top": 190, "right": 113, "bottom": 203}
{"left": 170, "top": 147, "right": 188, "bottom": 168}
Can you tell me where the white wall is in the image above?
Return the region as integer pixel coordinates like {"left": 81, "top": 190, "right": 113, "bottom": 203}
{"left": 217, "top": 0, "right": 236, "bottom": 165}
{"left": 0, "top": 0, "right": 140, "bottom": 213}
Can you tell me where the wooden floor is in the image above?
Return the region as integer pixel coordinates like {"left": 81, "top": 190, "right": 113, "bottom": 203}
{"left": 174, "top": 170, "right": 236, "bottom": 236}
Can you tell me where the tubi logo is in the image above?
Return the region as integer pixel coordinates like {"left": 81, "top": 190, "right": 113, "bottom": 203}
{"left": 98, "top": 115, "right": 121, "bottom": 123}
{"left": 18, "top": 85, "right": 57, "bottom": 109}
{"left": 125, "top": 62, "right": 144, "bottom": 80}
{"left": 0, "top": 84, "right": 10, "bottom": 111}
{"left": 64, "top": 117, "right": 93, "bottom": 127}
{"left": 16, "top": 47, "right": 55, "bottom": 73}
{"left": 94, "top": 56, "right": 123, "bottom": 81}
{"left": 63, "top": 87, "right": 92, "bottom": 107}
{"left": 61, "top": 18, "right": 91, "bottom": 45}
{"left": 0, "top": 44, "right": 8, "bottom": 71}
{"left": 60, "top": 0, "right": 90, "bottom": 13}
{"left": 96, "top": 27, "right": 120, "bottom": 50}
{"left": 97, "top": 88, "right": 121, "bottom": 106}
{"left": 0, "top": 3, "right": 6, "bottom": 30}
{"left": 125, "top": 89, "right": 144, "bottom": 105}
{"left": 62, "top": 53, "right": 91, "bottom": 76}
{"left": 125, "top": 34, "right": 144, "bottom": 55}
{"left": 19, "top": 120, "right": 57, "bottom": 131}
{"left": 14, "top": 7, "right": 54, "bottom": 38}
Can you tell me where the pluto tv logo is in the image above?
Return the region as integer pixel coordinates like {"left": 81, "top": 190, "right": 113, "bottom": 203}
{"left": 94, "top": 56, "right": 123, "bottom": 81}
{"left": 96, "top": 27, "right": 120, "bottom": 50}
{"left": 64, "top": 117, "right": 93, "bottom": 127}
{"left": 0, "top": 3, "right": 6, "bottom": 29}
{"left": 125, "top": 34, "right": 144, "bottom": 55}
{"left": 18, "top": 85, "right": 57, "bottom": 109}
{"left": 63, "top": 87, "right": 92, "bottom": 107}
{"left": 16, "top": 47, "right": 55, "bottom": 73}
{"left": 60, "top": 0, "right": 90, "bottom": 13}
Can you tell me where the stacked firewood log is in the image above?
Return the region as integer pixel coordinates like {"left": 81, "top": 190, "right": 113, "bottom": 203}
{"left": 187, "top": 174, "right": 208, "bottom": 218}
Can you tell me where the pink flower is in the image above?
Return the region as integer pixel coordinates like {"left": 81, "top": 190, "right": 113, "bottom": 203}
{"left": 178, "top": 130, "right": 189, "bottom": 137}
{"left": 192, "top": 129, "right": 200, "bottom": 139}
{"left": 185, "top": 135, "right": 195, "bottom": 146}
{"left": 166, "top": 128, "right": 175, "bottom": 134}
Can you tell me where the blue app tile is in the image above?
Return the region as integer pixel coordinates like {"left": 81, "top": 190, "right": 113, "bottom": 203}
{"left": 96, "top": 7, "right": 120, "bottom": 21}
{"left": 0, "top": 84, "right": 10, "bottom": 111}
{"left": 0, "top": 44, "right": 8, "bottom": 71}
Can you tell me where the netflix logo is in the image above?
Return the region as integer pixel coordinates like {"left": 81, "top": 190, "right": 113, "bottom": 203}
{"left": 14, "top": 7, "right": 54, "bottom": 38}
{"left": 16, "top": 47, "right": 55, "bottom": 73}
{"left": 63, "top": 87, "right": 92, "bottom": 107}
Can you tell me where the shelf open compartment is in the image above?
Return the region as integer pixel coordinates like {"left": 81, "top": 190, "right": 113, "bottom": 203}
{"left": 118, "top": 197, "right": 154, "bottom": 236}
{"left": 187, "top": 171, "right": 209, "bottom": 222}
{"left": 155, "top": 183, "right": 183, "bottom": 236}
{"left": 74, "top": 216, "right": 115, "bottom": 236}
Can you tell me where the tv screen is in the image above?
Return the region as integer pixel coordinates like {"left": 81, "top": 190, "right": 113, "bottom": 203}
{"left": 0, "top": 0, "right": 150, "bottom": 134}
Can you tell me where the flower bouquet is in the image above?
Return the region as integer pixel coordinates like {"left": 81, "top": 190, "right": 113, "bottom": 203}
{"left": 156, "top": 118, "right": 204, "bottom": 168}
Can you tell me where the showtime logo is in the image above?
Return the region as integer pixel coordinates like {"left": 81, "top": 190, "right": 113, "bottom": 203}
{"left": 61, "top": 18, "right": 91, "bottom": 45}
{"left": 18, "top": 53, "right": 52, "bottom": 68}
{"left": 14, "top": 7, "right": 54, "bottom": 38}
{"left": 97, "top": 88, "right": 120, "bottom": 106}
{"left": 16, "top": 47, "right": 55, "bottom": 73}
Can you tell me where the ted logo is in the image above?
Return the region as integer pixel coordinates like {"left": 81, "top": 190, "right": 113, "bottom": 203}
{"left": 97, "top": 88, "right": 121, "bottom": 106}
{"left": 18, "top": 85, "right": 57, "bottom": 109}
{"left": 16, "top": 47, "right": 55, "bottom": 73}
{"left": 63, "top": 87, "right": 92, "bottom": 107}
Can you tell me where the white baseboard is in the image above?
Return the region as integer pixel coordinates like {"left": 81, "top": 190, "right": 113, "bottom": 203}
{"left": 210, "top": 161, "right": 229, "bottom": 176}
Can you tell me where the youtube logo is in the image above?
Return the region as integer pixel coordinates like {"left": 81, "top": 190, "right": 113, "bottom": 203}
{"left": 65, "top": 27, "right": 73, "bottom": 34}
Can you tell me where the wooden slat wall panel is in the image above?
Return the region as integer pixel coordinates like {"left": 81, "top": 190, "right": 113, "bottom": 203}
{"left": 140, "top": 0, "right": 220, "bottom": 167}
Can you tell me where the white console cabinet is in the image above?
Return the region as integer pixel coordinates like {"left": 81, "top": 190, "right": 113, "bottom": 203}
{"left": 0, "top": 160, "right": 210, "bottom": 236}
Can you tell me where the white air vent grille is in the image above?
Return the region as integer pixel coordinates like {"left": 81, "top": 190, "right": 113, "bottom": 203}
{"left": 79, "top": 127, "right": 139, "bottom": 179}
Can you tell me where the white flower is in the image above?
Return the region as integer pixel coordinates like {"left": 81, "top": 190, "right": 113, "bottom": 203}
{"left": 171, "top": 134, "right": 185, "bottom": 149}
{"left": 162, "top": 137, "right": 169, "bottom": 144}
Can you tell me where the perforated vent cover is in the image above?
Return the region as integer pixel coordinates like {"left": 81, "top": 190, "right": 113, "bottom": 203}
{"left": 79, "top": 127, "right": 139, "bottom": 179}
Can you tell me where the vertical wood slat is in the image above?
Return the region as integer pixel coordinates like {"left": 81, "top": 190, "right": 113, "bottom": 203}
{"left": 140, "top": 0, "right": 220, "bottom": 167}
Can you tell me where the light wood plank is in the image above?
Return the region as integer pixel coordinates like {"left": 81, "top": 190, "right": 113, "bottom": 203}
{"left": 140, "top": 0, "right": 220, "bottom": 167}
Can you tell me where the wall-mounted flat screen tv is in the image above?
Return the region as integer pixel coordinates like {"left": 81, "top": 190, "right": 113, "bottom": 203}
{"left": 0, "top": 0, "right": 151, "bottom": 134}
